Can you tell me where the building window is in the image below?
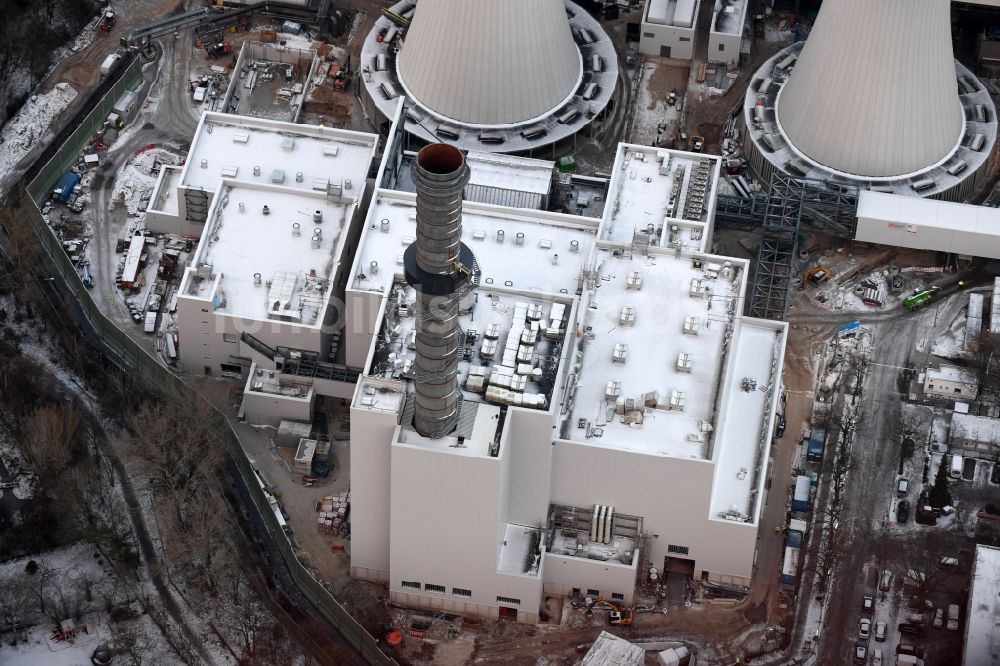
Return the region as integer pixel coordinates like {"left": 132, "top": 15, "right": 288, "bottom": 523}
{"left": 668, "top": 544, "right": 690, "bottom": 555}
{"left": 201, "top": 308, "right": 209, "bottom": 313}
{"left": 223, "top": 333, "right": 238, "bottom": 343}
{"left": 928, "top": 384, "right": 935, "bottom": 390}
{"left": 718, "top": 43, "right": 725, "bottom": 51}
{"left": 401, "top": 581, "right": 420, "bottom": 590}
{"left": 425, "top": 584, "right": 445, "bottom": 593}
{"left": 955, "top": 388, "right": 961, "bottom": 393}
{"left": 611, "top": 593, "right": 625, "bottom": 601}
{"left": 497, "top": 595, "right": 521, "bottom": 605}
{"left": 643, "top": 32, "right": 654, "bottom": 38}
{"left": 453, "top": 588, "right": 472, "bottom": 598}
{"left": 587, "top": 588, "right": 600, "bottom": 597}
{"left": 679, "top": 36, "right": 691, "bottom": 42}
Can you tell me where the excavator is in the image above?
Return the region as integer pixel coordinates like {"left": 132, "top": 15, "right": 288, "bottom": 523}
{"left": 589, "top": 597, "right": 634, "bottom": 625}
{"left": 801, "top": 265, "right": 830, "bottom": 287}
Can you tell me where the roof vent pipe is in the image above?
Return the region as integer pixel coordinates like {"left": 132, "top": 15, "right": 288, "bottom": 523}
{"left": 404, "top": 144, "right": 476, "bottom": 439}
{"left": 253, "top": 272, "right": 262, "bottom": 286}
{"left": 313, "top": 210, "right": 323, "bottom": 223}
{"left": 253, "top": 165, "right": 261, "bottom": 176}
{"left": 292, "top": 222, "right": 300, "bottom": 236}
{"left": 262, "top": 205, "right": 270, "bottom": 215}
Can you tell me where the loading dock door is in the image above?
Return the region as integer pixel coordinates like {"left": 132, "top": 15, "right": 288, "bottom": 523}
{"left": 660, "top": 45, "right": 671, "bottom": 58}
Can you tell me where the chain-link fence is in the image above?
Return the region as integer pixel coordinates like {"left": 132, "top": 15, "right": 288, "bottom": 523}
{"left": 14, "top": 177, "right": 395, "bottom": 665}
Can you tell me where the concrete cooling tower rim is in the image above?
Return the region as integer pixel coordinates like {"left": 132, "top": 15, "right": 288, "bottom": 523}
{"left": 360, "top": 0, "right": 618, "bottom": 153}
{"left": 742, "top": 42, "right": 997, "bottom": 202}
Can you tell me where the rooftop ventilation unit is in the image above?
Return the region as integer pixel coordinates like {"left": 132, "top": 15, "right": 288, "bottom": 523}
{"left": 947, "top": 160, "right": 968, "bottom": 176}
{"left": 626, "top": 270, "right": 642, "bottom": 291}
{"left": 436, "top": 124, "right": 461, "bottom": 140}
{"left": 620, "top": 305, "right": 636, "bottom": 326}
{"left": 281, "top": 137, "right": 296, "bottom": 152}
{"left": 668, "top": 390, "right": 686, "bottom": 411}
{"left": 683, "top": 315, "right": 700, "bottom": 335}
{"left": 581, "top": 83, "right": 598, "bottom": 101}
{"left": 558, "top": 109, "right": 581, "bottom": 124}
{"left": 233, "top": 132, "right": 250, "bottom": 144}
{"left": 612, "top": 343, "right": 629, "bottom": 364}
{"left": 911, "top": 178, "right": 935, "bottom": 192}
{"left": 591, "top": 55, "right": 604, "bottom": 73}
{"left": 969, "top": 134, "right": 986, "bottom": 151}
{"left": 606, "top": 380, "right": 622, "bottom": 400}
{"left": 676, "top": 352, "right": 693, "bottom": 373}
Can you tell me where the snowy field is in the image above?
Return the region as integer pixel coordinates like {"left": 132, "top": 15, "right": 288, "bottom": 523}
{"left": 0, "top": 83, "right": 78, "bottom": 183}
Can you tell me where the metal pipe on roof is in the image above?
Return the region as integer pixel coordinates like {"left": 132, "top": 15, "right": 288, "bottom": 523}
{"left": 405, "top": 144, "right": 476, "bottom": 439}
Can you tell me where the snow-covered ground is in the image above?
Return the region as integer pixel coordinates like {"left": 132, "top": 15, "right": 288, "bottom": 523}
{"left": 0, "top": 622, "right": 110, "bottom": 666}
{"left": 0, "top": 83, "right": 78, "bottom": 182}
{"left": 630, "top": 62, "right": 681, "bottom": 146}
{"left": 108, "top": 147, "right": 182, "bottom": 217}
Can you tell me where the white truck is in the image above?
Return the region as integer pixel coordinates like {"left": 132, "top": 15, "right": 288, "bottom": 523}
{"left": 947, "top": 603, "right": 960, "bottom": 631}
{"left": 100, "top": 53, "right": 122, "bottom": 78}
{"left": 950, "top": 454, "right": 964, "bottom": 479}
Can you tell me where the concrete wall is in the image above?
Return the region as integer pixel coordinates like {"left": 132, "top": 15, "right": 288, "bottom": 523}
{"left": 242, "top": 368, "right": 315, "bottom": 426}
{"left": 345, "top": 288, "right": 386, "bottom": 369}
{"left": 349, "top": 382, "right": 403, "bottom": 583}
{"left": 639, "top": 22, "right": 696, "bottom": 59}
{"left": 708, "top": 31, "right": 742, "bottom": 66}
{"left": 388, "top": 436, "right": 543, "bottom": 622}
{"left": 504, "top": 407, "right": 556, "bottom": 527}
{"left": 542, "top": 552, "right": 638, "bottom": 605}
{"left": 924, "top": 376, "right": 977, "bottom": 399}
{"left": 550, "top": 441, "right": 757, "bottom": 584}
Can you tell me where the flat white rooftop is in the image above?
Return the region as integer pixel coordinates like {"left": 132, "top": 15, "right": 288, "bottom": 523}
{"left": 602, "top": 144, "right": 718, "bottom": 249}
{"left": 181, "top": 180, "right": 349, "bottom": 323}
{"left": 710, "top": 321, "right": 784, "bottom": 521}
{"left": 466, "top": 151, "right": 554, "bottom": 198}
{"left": 646, "top": 0, "right": 698, "bottom": 28}
{"left": 951, "top": 413, "right": 1000, "bottom": 444}
{"left": 712, "top": 0, "right": 747, "bottom": 35}
{"left": 151, "top": 165, "right": 181, "bottom": 216}
{"left": 497, "top": 524, "right": 542, "bottom": 577}
{"left": 565, "top": 248, "right": 744, "bottom": 458}
{"left": 396, "top": 403, "right": 503, "bottom": 458}
{"left": 927, "top": 364, "right": 976, "bottom": 384}
{"left": 351, "top": 192, "right": 598, "bottom": 294}
{"left": 180, "top": 112, "right": 377, "bottom": 195}
{"left": 964, "top": 545, "right": 1000, "bottom": 666}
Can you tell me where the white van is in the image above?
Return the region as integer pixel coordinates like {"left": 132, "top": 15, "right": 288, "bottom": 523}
{"left": 949, "top": 454, "right": 964, "bottom": 479}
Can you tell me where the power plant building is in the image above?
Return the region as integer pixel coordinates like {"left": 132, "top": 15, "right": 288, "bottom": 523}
{"left": 346, "top": 122, "right": 787, "bottom": 622}
{"left": 639, "top": 0, "right": 700, "bottom": 60}
{"left": 741, "top": 0, "right": 997, "bottom": 201}
{"left": 167, "top": 103, "right": 787, "bottom": 624}
{"left": 360, "top": 0, "right": 618, "bottom": 153}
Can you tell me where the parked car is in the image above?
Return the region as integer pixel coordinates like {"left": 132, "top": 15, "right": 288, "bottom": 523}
{"left": 872, "top": 647, "right": 884, "bottom": 666}
{"left": 947, "top": 603, "right": 960, "bottom": 630}
{"left": 859, "top": 617, "right": 871, "bottom": 639}
{"left": 940, "top": 556, "right": 958, "bottom": 567}
{"left": 897, "top": 499, "right": 910, "bottom": 522}
{"left": 775, "top": 414, "right": 786, "bottom": 437}
{"left": 896, "top": 643, "right": 924, "bottom": 658}
{"left": 854, "top": 641, "right": 868, "bottom": 664}
{"left": 897, "top": 477, "right": 909, "bottom": 496}
{"left": 862, "top": 595, "right": 874, "bottom": 613}
{"left": 933, "top": 607, "right": 944, "bottom": 629}
{"left": 879, "top": 570, "right": 893, "bottom": 591}
{"left": 898, "top": 622, "right": 928, "bottom": 637}
{"left": 874, "top": 621, "right": 887, "bottom": 642}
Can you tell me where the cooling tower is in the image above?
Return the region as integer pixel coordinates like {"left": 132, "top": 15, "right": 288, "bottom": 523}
{"left": 776, "top": 0, "right": 963, "bottom": 178}
{"left": 396, "top": 0, "right": 582, "bottom": 126}
{"left": 404, "top": 144, "right": 477, "bottom": 439}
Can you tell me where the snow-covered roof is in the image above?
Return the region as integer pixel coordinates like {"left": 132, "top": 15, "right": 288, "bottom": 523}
{"left": 926, "top": 364, "right": 977, "bottom": 385}
{"left": 601, "top": 144, "right": 718, "bottom": 251}
{"left": 645, "top": 0, "right": 699, "bottom": 28}
{"left": 350, "top": 190, "right": 598, "bottom": 295}
{"left": 180, "top": 179, "right": 353, "bottom": 323}
{"left": 964, "top": 545, "right": 1000, "bottom": 666}
{"left": 497, "top": 524, "right": 542, "bottom": 576}
{"left": 950, "top": 413, "right": 1000, "bottom": 445}
{"left": 565, "top": 247, "right": 746, "bottom": 459}
{"left": 711, "top": 0, "right": 747, "bottom": 36}
{"left": 582, "top": 631, "right": 644, "bottom": 666}
{"left": 465, "top": 151, "right": 554, "bottom": 199}
{"left": 179, "top": 112, "right": 376, "bottom": 195}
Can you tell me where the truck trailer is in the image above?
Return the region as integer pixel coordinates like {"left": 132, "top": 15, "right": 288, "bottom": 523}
{"left": 807, "top": 428, "right": 827, "bottom": 463}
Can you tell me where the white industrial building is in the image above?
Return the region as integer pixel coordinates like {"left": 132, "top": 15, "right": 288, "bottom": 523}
{"left": 640, "top": 0, "right": 700, "bottom": 60}
{"left": 166, "top": 102, "right": 787, "bottom": 624}
{"left": 962, "top": 545, "right": 1000, "bottom": 666}
{"left": 923, "top": 365, "right": 978, "bottom": 399}
{"left": 708, "top": 0, "right": 748, "bottom": 66}
{"left": 346, "top": 119, "right": 786, "bottom": 622}
{"left": 741, "top": 0, "right": 997, "bottom": 201}
{"left": 164, "top": 112, "right": 379, "bottom": 378}
{"left": 359, "top": 0, "right": 618, "bottom": 153}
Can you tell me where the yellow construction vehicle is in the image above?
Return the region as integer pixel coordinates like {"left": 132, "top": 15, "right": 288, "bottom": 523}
{"left": 590, "top": 597, "right": 635, "bottom": 625}
{"left": 802, "top": 265, "right": 830, "bottom": 287}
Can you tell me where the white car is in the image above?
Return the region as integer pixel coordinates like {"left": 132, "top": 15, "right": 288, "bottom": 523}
{"left": 874, "top": 621, "right": 887, "bottom": 642}
{"left": 859, "top": 617, "right": 872, "bottom": 639}
{"left": 872, "top": 647, "right": 884, "bottom": 666}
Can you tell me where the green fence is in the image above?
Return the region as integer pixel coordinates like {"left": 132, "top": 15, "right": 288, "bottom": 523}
{"left": 26, "top": 55, "right": 144, "bottom": 203}
{"left": 15, "top": 184, "right": 395, "bottom": 665}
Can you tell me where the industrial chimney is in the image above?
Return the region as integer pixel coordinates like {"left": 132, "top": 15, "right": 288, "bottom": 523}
{"left": 775, "top": 0, "right": 963, "bottom": 178}
{"left": 396, "top": 0, "right": 582, "bottom": 125}
{"left": 404, "top": 144, "right": 477, "bottom": 439}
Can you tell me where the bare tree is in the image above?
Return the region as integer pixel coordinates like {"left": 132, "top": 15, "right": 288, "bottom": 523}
{"left": 888, "top": 532, "right": 955, "bottom": 605}
{"left": 110, "top": 618, "right": 157, "bottom": 666}
{"left": 968, "top": 331, "right": 1000, "bottom": 403}
{"left": 215, "top": 566, "right": 270, "bottom": 662}
{"left": 19, "top": 403, "right": 81, "bottom": 485}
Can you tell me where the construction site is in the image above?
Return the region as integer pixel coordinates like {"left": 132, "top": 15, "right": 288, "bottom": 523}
{"left": 4, "top": 0, "right": 1000, "bottom": 665}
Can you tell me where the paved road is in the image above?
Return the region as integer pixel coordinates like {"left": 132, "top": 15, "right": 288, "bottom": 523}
{"left": 814, "top": 290, "right": 970, "bottom": 663}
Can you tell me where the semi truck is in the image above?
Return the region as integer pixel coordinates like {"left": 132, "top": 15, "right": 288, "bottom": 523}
{"left": 791, "top": 475, "right": 812, "bottom": 512}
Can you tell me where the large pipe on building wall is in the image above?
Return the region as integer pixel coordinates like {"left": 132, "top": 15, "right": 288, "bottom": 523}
{"left": 404, "top": 144, "right": 476, "bottom": 438}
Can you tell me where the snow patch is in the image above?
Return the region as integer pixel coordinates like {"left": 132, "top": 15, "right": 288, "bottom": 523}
{"left": 0, "top": 83, "right": 78, "bottom": 182}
